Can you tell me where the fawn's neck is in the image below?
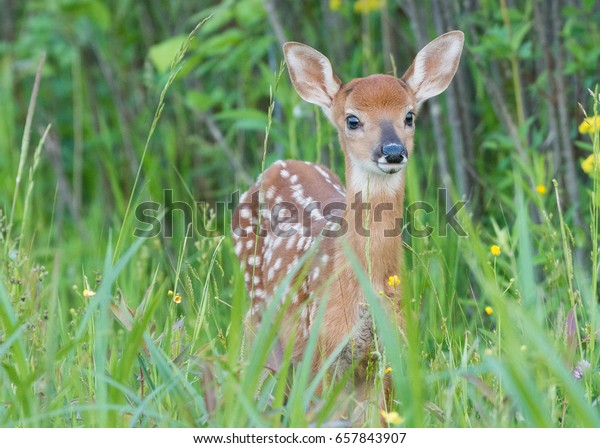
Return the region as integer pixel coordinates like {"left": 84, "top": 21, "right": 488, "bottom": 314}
{"left": 342, "top": 159, "right": 406, "bottom": 294}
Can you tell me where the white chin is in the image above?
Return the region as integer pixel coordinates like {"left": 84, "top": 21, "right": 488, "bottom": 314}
{"left": 377, "top": 162, "right": 406, "bottom": 174}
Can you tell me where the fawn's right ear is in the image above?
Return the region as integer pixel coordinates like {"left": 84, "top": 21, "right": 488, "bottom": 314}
{"left": 283, "top": 42, "right": 342, "bottom": 118}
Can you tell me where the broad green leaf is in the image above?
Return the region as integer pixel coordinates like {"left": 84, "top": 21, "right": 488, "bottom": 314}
{"left": 149, "top": 35, "right": 187, "bottom": 74}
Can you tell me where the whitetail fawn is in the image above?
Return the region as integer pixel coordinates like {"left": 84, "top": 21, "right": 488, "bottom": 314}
{"left": 232, "top": 31, "right": 464, "bottom": 413}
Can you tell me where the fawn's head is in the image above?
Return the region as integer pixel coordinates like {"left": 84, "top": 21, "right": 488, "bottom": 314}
{"left": 284, "top": 32, "right": 464, "bottom": 183}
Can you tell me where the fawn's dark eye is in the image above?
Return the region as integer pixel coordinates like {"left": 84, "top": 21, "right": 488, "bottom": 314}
{"left": 405, "top": 111, "right": 414, "bottom": 126}
{"left": 346, "top": 115, "right": 360, "bottom": 130}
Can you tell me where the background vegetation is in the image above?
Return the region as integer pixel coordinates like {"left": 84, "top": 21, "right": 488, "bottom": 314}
{"left": 1, "top": 0, "right": 599, "bottom": 427}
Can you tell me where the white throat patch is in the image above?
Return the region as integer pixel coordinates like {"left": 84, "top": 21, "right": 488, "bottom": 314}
{"left": 347, "top": 153, "right": 405, "bottom": 198}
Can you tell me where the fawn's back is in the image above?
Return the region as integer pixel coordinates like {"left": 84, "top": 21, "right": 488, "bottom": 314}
{"left": 232, "top": 159, "right": 344, "bottom": 354}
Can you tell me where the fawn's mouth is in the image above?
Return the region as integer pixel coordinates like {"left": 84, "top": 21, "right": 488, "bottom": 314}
{"left": 376, "top": 159, "right": 406, "bottom": 174}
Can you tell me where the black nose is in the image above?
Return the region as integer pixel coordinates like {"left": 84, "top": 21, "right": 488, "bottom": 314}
{"left": 382, "top": 144, "right": 407, "bottom": 164}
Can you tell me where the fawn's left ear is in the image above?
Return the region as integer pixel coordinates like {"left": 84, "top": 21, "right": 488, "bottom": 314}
{"left": 401, "top": 31, "right": 464, "bottom": 106}
{"left": 283, "top": 42, "right": 342, "bottom": 118}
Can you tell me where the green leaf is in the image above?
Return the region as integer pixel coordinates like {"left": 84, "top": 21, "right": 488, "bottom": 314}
{"left": 515, "top": 181, "right": 536, "bottom": 309}
{"left": 185, "top": 90, "right": 224, "bottom": 112}
{"left": 511, "top": 22, "right": 531, "bottom": 52}
{"left": 149, "top": 35, "right": 187, "bottom": 74}
{"left": 214, "top": 108, "right": 267, "bottom": 131}
{"left": 197, "top": 29, "right": 244, "bottom": 57}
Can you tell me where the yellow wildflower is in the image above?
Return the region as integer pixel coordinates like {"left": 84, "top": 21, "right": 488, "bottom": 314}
{"left": 581, "top": 154, "right": 600, "bottom": 175}
{"left": 354, "top": 0, "right": 385, "bottom": 14}
{"left": 173, "top": 294, "right": 182, "bottom": 304}
{"left": 490, "top": 245, "right": 501, "bottom": 257}
{"left": 485, "top": 306, "right": 493, "bottom": 315}
{"left": 536, "top": 184, "right": 547, "bottom": 195}
{"left": 385, "top": 367, "right": 392, "bottom": 374}
{"left": 484, "top": 348, "right": 494, "bottom": 356}
{"left": 388, "top": 275, "right": 401, "bottom": 287}
{"left": 82, "top": 289, "right": 96, "bottom": 299}
{"left": 168, "top": 290, "right": 174, "bottom": 297}
{"left": 380, "top": 409, "right": 404, "bottom": 425}
{"left": 579, "top": 115, "right": 600, "bottom": 134}
{"left": 330, "top": 0, "right": 342, "bottom": 11}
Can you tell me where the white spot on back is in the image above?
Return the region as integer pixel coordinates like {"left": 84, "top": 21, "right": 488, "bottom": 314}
{"left": 248, "top": 255, "right": 261, "bottom": 266}
{"left": 303, "top": 237, "right": 313, "bottom": 251}
{"left": 314, "top": 165, "right": 331, "bottom": 179}
{"left": 265, "top": 247, "right": 274, "bottom": 264}
{"left": 286, "top": 235, "right": 297, "bottom": 250}
{"left": 310, "top": 208, "right": 323, "bottom": 221}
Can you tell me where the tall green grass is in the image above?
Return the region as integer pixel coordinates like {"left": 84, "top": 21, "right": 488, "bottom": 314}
{"left": 1, "top": 11, "right": 599, "bottom": 428}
